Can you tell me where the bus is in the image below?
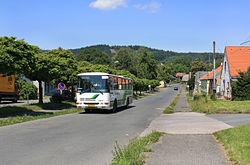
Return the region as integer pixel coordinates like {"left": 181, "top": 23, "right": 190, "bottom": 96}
{"left": 76, "top": 72, "right": 133, "bottom": 112}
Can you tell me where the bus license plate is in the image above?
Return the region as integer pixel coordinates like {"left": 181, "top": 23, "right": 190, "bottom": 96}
{"left": 88, "top": 105, "right": 95, "bottom": 107}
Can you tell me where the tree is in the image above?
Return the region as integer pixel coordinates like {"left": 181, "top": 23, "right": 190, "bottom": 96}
{"left": 0, "top": 36, "right": 39, "bottom": 75}
{"left": 27, "top": 47, "right": 78, "bottom": 103}
{"left": 157, "top": 65, "right": 172, "bottom": 82}
{"left": 76, "top": 48, "right": 111, "bottom": 65}
{"left": 232, "top": 67, "right": 250, "bottom": 100}
{"left": 190, "top": 58, "right": 208, "bottom": 74}
{"left": 136, "top": 48, "right": 157, "bottom": 80}
{"left": 113, "top": 47, "right": 137, "bottom": 75}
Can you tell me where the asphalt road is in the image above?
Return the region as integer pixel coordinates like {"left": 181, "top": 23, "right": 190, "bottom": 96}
{"left": 0, "top": 87, "right": 178, "bottom": 165}
{"left": 207, "top": 114, "right": 250, "bottom": 127}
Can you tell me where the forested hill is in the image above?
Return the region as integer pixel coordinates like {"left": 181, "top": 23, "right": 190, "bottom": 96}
{"left": 69, "top": 44, "right": 223, "bottom": 64}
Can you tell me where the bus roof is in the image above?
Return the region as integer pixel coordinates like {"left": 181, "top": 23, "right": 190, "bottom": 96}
{"left": 77, "top": 72, "right": 131, "bottom": 80}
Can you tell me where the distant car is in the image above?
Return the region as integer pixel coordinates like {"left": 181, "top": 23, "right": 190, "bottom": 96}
{"left": 174, "top": 86, "right": 178, "bottom": 90}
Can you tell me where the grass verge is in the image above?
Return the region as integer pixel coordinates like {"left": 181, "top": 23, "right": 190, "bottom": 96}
{"left": 214, "top": 124, "right": 250, "bottom": 165}
{"left": 187, "top": 94, "right": 250, "bottom": 114}
{"left": 133, "top": 90, "right": 162, "bottom": 101}
{"left": 111, "top": 131, "right": 164, "bottom": 165}
{"left": 0, "top": 101, "right": 84, "bottom": 127}
{"left": 163, "top": 89, "right": 182, "bottom": 114}
{"left": 0, "top": 101, "right": 74, "bottom": 117}
{"left": 0, "top": 107, "right": 83, "bottom": 127}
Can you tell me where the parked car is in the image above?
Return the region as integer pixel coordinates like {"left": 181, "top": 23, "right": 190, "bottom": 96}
{"left": 174, "top": 86, "right": 178, "bottom": 90}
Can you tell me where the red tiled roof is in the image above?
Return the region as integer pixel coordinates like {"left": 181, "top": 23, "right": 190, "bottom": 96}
{"left": 201, "top": 66, "right": 222, "bottom": 80}
{"left": 176, "top": 73, "right": 185, "bottom": 77}
{"left": 225, "top": 46, "right": 250, "bottom": 77}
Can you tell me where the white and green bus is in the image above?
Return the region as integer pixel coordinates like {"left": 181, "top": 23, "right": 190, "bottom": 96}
{"left": 76, "top": 72, "right": 133, "bottom": 112}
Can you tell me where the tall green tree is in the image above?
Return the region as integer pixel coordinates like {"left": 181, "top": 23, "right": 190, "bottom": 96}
{"left": 0, "top": 36, "right": 39, "bottom": 75}
{"left": 113, "top": 47, "right": 137, "bottom": 75}
{"left": 136, "top": 48, "right": 157, "bottom": 80}
{"left": 190, "top": 58, "right": 208, "bottom": 74}
{"left": 157, "top": 65, "right": 172, "bottom": 82}
{"left": 27, "top": 47, "right": 78, "bottom": 103}
{"left": 76, "top": 48, "right": 111, "bottom": 65}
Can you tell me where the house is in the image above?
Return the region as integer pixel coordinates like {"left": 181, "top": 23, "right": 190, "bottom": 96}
{"left": 176, "top": 73, "right": 185, "bottom": 81}
{"left": 220, "top": 46, "right": 250, "bottom": 99}
{"left": 193, "top": 71, "right": 210, "bottom": 95}
{"left": 181, "top": 74, "right": 190, "bottom": 83}
{"left": 200, "top": 66, "right": 222, "bottom": 95}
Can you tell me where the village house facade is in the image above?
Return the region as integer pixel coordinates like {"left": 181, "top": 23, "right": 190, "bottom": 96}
{"left": 220, "top": 46, "right": 250, "bottom": 99}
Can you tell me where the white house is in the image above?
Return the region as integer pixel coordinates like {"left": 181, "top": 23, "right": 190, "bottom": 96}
{"left": 220, "top": 46, "right": 250, "bottom": 99}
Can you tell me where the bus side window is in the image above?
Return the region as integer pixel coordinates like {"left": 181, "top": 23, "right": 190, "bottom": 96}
{"left": 114, "top": 77, "right": 118, "bottom": 90}
{"left": 109, "top": 76, "right": 113, "bottom": 90}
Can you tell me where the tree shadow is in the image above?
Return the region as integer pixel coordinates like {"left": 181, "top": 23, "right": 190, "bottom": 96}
{"left": 0, "top": 106, "right": 53, "bottom": 119}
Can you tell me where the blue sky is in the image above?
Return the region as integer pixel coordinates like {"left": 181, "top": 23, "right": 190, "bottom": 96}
{"left": 1, "top": 0, "right": 250, "bottom": 52}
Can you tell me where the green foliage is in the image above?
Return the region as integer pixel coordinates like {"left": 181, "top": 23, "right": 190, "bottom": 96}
{"left": 190, "top": 58, "right": 208, "bottom": 74}
{"left": 187, "top": 75, "right": 195, "bottom": 90}
{"left": 19, "top": 80, "right": 38, "bottom": 100}
{"left": 136, "top": 47, "right": 157, "bottom": 80}
{"left": 232, "top": 67, "right": 250, "bottom": 101}
{"left": 0, "top": 36, "right": 40, "bottom": 76}
{"left": 70, "top": 44, "right": 223, "bottom": 65}
{"left": 111, "top": 131, "right": 164, "bottom": 165}
{"left": 210, "top": 94, "right": 217, "bottom": 101}
{"left": 76, "top": 48, "right": 111, "bottom": 65}
{"left": 113, "top": 47, "right": 137, "bottom": 75}
{"left": 27, "top": 47, "right": 78, "bottom": 103}
{"left": 187, "top": 94, "right": 250, "bottom": 113}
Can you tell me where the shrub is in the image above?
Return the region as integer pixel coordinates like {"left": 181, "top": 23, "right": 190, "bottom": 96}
{"left": 50, "top": 93, "right": 64, "bottom": 103}
{"left": 210, "top": 94, "right": 217, "bottom": 101}
{"left": 19, "top": 80, "right": 38, "bottom": 100}
{"left": 232, "top": 67, "right": 250, "bottom": 101}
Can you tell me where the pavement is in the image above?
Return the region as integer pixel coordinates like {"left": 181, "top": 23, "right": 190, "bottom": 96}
{"left": 144, "top": 87, "right": 250, "bottom": 165}
{"left": 0, "top": 99, "right": 50, "bottom": 107}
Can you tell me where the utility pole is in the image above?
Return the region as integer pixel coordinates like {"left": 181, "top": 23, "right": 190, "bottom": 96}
{"left": 213, "top": 41, "right": 216, "bottom": 97}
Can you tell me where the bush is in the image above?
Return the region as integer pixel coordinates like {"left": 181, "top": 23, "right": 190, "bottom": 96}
{"left": 50, "top": 93, "right": 64, "bottom": 103}
{"left": 232, "top": 67, "right": 250, "bottom": 101}
{"left": 210, "top": 94, "right": 217, "bottom": 101}
{"left": 19, "top": 80, "right": 38, "bottom": 100}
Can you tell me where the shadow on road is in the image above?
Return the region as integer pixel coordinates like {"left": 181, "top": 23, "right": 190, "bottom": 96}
{"left": 79, "top": 105, "right": 136, "bottom": 115}
{"left": 0, "top": 106, "right": 53, "bottom": 119}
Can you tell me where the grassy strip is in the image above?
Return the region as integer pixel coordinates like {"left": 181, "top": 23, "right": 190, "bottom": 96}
{"left": 187, "top": 94, "right": 250, "bottom": 114}
{"left": 214, "top": 124, "right": 250, "bottom": 165}
{"left": 111, "top": 131, "right": 164, "bottom": 165}
{"left": 0, "top": 108, "right": 83, "bottom": 127}
{"left": 0, "top": 101, "right": 74, "bottom": 117}
{"left": 133, "top": 90, "right": 162, "bottom": 101}
{"left": 163, "top": 89, "right": 182, "bottom": 114}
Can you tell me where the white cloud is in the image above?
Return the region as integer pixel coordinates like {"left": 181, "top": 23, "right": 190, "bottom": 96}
{"left": 89, "top": 0, "right": 126, "bottom": 10}
{"left": 134, "top": 1, "right": 162, "bottom": 13}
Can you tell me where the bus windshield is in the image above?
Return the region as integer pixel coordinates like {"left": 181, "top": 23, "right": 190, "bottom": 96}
{"left": 77, "top": 76, "right": 109, "bottom": 93}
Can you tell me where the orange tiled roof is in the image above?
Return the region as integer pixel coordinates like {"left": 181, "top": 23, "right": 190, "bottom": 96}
{"left": 201, "top": 65, "right": 222, "bottom": 80}
{"left": 225, "top": 46, "right": 250, "bottom": 77}
{"left": 176, "top": 73, "right": 185, "bottom": 77}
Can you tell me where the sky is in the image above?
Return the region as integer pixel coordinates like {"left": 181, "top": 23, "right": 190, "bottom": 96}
{"left": 1, "top": 0, "right": 250, "bottom": 52}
